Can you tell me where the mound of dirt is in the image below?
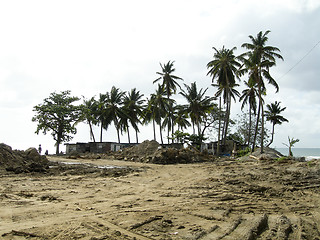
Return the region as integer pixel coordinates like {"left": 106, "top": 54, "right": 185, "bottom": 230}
{"left": 239, "top": 147, "right": 284, "bottom": 161}
{"left": 115, "top": 140, "right": 210, "bottom": 164}
{"left": 0, "top": 143, "right": 49, "bottom": 173}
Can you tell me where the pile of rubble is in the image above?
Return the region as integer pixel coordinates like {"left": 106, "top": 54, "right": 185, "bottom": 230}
{"left": 0, "top": 143, "right": 49, "bottom": 173}
{"left": 115, "top": 140, "right": 211, "bottom": 164}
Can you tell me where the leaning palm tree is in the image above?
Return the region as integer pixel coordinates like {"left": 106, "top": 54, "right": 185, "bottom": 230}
{"left": 122, "top": 88, "right": 145, "bottom": 143}
{"left": 239, "top": 79, "right": 258, "bottom": 146}
{"left": 207, "top": 46, "right": 241, "bottom": 150}
{"left": 265, "top": 101, "right": 288, "bottom": 147}
{"left": 105, "top": 86, "right": 125, "bottom": 143}
{"left": 154, "top": 61, "right": 183, "bottom": 143}
{"left": 241, "top": 30, "right": 283, "bottom": 153}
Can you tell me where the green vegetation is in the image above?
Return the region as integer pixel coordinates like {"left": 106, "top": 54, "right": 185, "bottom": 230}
{"left": 32, "top": 91, "right": 82, "bottom": 154}
{"left": 236, "top": 147, "right": 251, "bottom": 158}
{"left": 32, "top": 30, "right": 289, "bottom": 155}
{"left": 283, "top": 137, "right": 300, "bottom": 157}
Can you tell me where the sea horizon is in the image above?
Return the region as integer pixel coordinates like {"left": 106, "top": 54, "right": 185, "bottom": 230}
{"left": 275, "top": 147, "right": 320, "bottom": 160}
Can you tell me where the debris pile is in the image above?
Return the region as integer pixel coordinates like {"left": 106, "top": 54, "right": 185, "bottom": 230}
{"left": 115, "top": 140, "right": 210, "bottom": 164}
{"left": 0, "top": 143, "right": 49, "bottom": 173}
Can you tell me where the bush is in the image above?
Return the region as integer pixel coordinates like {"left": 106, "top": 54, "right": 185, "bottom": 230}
{"left": 237, "top": 147, "right": 251, "bottom": 157}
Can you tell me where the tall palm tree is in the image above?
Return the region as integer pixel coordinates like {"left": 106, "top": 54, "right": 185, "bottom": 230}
{"left": 122, "top": 88, "right": 145, "bottom": 143}
{"left": 154, "top": 61, "right": 183, "bottom": 143}
{"left": 82, "top": 96, "right": 99, "bottom": 142}
{"left": 105, "top": 86, "right": 125, "bottom": 143}
{"left": 241, "top": 30, "right": 283, "bottom": 153}
{"left": 180, "top": 82, "right": 215, "bottom": 136}
{"left": 207, "top": 46, "right": 241, "bottom": 149}
{"left": 239, "top": 79, "right": 258, "bottom": 146}
{"left": 265, "top": 101, "right": 288, "bottom": 147}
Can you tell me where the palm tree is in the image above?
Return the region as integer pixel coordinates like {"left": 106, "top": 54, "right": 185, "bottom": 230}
{"left": 82, "top": 96, "right": 99, "bottom": 142}
{"left": 180, "top": 82, "right": 215, "bottom": 136}
{"left": 154, "top": 61, "right": 183, "bottom": 143}
{"left": 122, "top": 88, "right": 145, "bottom": 143}
{"left": 96, "top": 93, "right": 110, "bottom": 142}
{"left": 265, "top": 101, "right": 288, "bottom": 147}
{"left": 105, "top": 86, "right": 125, "bottom": 143}
{"left": 207, "top": 46, "right": 241, "bottom": 150}
{"left": 241, "top": 30, "right": 283, "bottom": 153}
{"left": 239, "top": 79, "right": 258, "bottom": 146}
{"left": 174, "top": 104, "right": 191, "bottom": 132}
{"left": 144, "top": 84, "right": 171, "bottom": 144}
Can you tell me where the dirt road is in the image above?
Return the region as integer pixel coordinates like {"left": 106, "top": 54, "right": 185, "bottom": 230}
{"left": 1, "top": 156, "right": 319, "bottom": 239}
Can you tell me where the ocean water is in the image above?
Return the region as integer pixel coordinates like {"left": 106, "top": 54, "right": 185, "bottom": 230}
{"left": 275, "top": 148, "right": 320, "bottom": 160}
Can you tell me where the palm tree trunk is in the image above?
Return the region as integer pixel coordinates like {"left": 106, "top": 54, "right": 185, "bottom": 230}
{"left": 248, "top": 105, "right": 252, "bottom": 146}
{"left": 216, "top": 97, "right": 221, "bottom": 156}
{"left": 159, "top": 124, "right": 164, "bottom": 145}
{"left": 252, "top": 101, "right": 261, "bottom": 152}
{"left": 100, "top": 122, "right": 103, "bottom": 142}
{"left": 89, "top": 122, "right": 96, "bottom": 142}
{"left": 223, "top": 94, "right": 231, "bottom": 145}
{"left": 153, "top": 119, "right": 156, "bottom": 141}
{"left": 127, "top": 126, "right": 131, "bottom": 144}
{"left": 267, "top": 123, "right": 275, "bottom": 147}
{"left": 259, "top": 89, "right": 265, "bottom": 154}
{"left": 116, "top": 129, "right": 121, "bottom": 143}
{"left": 171, "top": 120, "right": 174, "bottom": 143}
{"left": 135, "top": 129, "right": 139, "bottom": 143}
{"left": 114, "top": 118, "right": 121, "bottom": 143}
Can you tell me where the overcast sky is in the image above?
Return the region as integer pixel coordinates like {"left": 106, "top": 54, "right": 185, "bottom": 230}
{"left": 1, "top": 0, "right": 319, "bottom": 153}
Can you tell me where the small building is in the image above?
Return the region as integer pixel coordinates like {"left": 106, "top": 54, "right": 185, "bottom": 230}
{"left": 201, "top": 140, "right": 248, "bottom": 156}
{"left": 65, "top": 142, "right": 112, "bottom": 154}
{"left": 64, "top": 142, "right": 138, "bottom": 154}
{"left": 110, "top": 142, "right": 132, "bottom": 151}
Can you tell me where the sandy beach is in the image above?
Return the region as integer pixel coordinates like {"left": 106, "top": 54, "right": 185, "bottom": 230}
{"left": 1, "top": 154, "right": 320, "bottom": 240}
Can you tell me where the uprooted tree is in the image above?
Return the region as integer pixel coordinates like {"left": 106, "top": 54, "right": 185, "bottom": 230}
{"left": 32, "top": 90, "right": 83, "bottom": 154}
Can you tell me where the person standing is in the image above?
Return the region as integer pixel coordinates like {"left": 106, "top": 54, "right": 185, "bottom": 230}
{"left": 38, "top": 144, "right": 42, "bottom": 154}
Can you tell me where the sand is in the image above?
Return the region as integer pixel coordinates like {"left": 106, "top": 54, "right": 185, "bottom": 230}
{"left": 0, "top": 155, "right": 320, "bottom": 239}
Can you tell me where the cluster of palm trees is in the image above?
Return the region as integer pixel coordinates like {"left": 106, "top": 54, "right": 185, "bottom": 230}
{"left": 81, "top": 61, "right": 216, "bottom": 145}
{"left": 80, "top": 30, "right": 288, "bottom": 154}
{"left": 207, "top": 30, "right": 288, "bottom": 154}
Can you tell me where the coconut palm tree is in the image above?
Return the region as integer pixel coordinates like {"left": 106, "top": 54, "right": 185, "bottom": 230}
{"left": 96, "top": 93, "right": 110, "bottom": 142}
{"left": 241, "top": 30, "right": 283, "bottom": 153}
{"left": 265, "top": 101, "right": 288, "bottom": 147}
{"left": 174, "top": 104, "right": 191, "bottom": 132}
{"left": 207, "top": 46, "right": 241, "bottom": 149}
{"left": 105, "top": 86, "right": 125, "bottom": 143}
{"left": 122, "top": 88, "right": 145, "bottom": 143}
{"left": 239, "top": 79, "right": 258, "bottom": 146}
{"left": 154, "top": 61, "right": 183, "bottom": 143}
{"left": 144, "top": 84, "right": 171, "bottom": 144}
{"left": 82, "top": 96, "right": 99, "bottom": 142}
{"left": 180, "top": 82, "right": 215, "bottom": 136}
